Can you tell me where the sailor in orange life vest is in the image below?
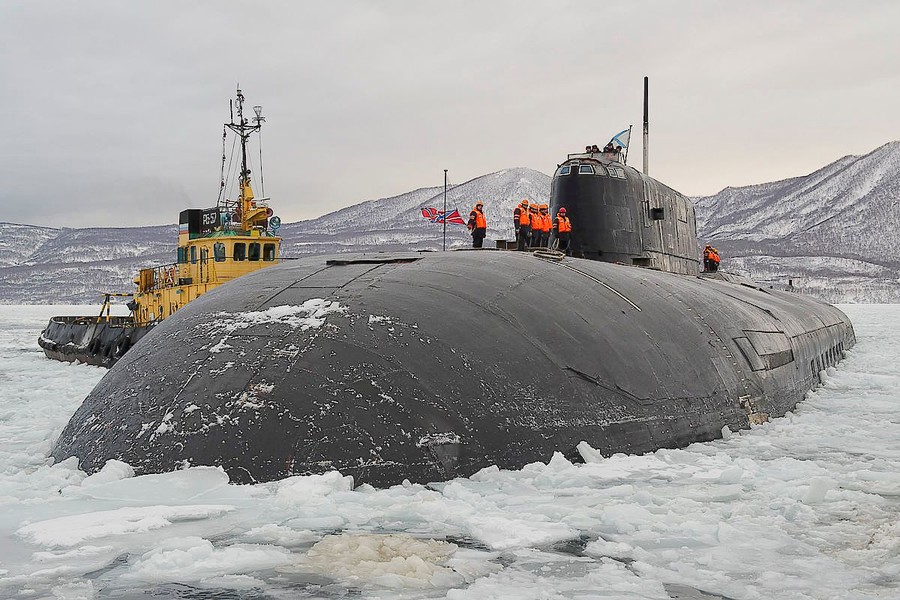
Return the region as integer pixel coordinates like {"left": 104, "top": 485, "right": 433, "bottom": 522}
{"left": 536, "top": 204, "right": 552, "bottom": 248}
{"left": 702, "top": 243, "right": 721, "bottom": 272}
{"left": 709, "top": 246, "right": 720, "bottom": 272}
{"left": 516, "top": 199, "right": 532, "bottom": 251}
{"left": 527, "top": 203, "right": 541, "bottom": 248}
{"left": 468, "top": 201, "right": 487, "bottom": 248}
{"left": 552, "top": 207, "right": 572, "bottom": 252}
{"left": 513, "top": 199, "right": 528, "bottom": 246}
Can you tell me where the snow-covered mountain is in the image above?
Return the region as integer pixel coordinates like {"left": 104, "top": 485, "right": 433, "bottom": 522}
{"left": 694, "top": 141, "right": 900, "bottom": 302}
{"left": 279, "top": 168, "right": 550, "bottom": 255}
{"left": 2, "top": 144, "right": 898, "bottom": 305}
{"left": 0, "top": 169, "right": 549, "bottom": 303}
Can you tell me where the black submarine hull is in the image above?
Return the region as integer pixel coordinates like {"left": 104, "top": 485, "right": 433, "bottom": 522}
{"left": 38, "top": 316, "right": 152, "bottom": 368}
{"left": 52, "top": 250, "right": 855, "bottom": 486}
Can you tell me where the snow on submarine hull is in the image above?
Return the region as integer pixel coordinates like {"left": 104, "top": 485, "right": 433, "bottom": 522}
{"left": 51, "top": 248, "right": 855, "bottom": 487}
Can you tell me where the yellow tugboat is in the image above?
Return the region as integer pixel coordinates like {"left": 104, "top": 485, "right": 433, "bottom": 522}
{"left": 39, "top": 87, "right": 282, "bottom": 367}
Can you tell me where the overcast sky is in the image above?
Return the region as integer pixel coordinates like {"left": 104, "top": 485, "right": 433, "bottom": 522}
{"left": 2, "top": 0, "right": 898, "bottom": 228}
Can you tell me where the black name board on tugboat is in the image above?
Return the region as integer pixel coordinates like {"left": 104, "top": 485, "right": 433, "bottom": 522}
{"left": 180, "top": 208, "right": 221, "bottom": 236}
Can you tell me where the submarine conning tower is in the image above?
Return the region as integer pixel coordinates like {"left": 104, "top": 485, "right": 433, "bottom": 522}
{"left": 551, "top": 148, "right": 700, "bottom": 275}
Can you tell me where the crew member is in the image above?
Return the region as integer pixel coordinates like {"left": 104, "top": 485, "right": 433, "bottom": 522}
{"left": 527, "top": 203, "right": 541, "bottom": 248}
{"left": 702, "top": 243, "right": 713, "bottom": 272}
{"left": 603, "top": 142, "right": 615, "bottom": 153}
{"left": 537, "top": 204, "right": 552, "bottom": 247}
{"left": 709, "top": 247, "right": 721, "bottom": 272}
{"left": 517, "top": 199, "right": 532, "bottom": 251}
{"left": 552, "top": 207, "right": 572, "bottom": 253}
{"left": 513, "top": 199, "right": 528, "bottom": 245}
{"left": 468, "top": 201, "right": 487, "bottom": 248}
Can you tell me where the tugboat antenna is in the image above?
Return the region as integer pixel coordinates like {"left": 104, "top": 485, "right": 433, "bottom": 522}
{"left": 224, "top": 85, "right": 265, "bottom": 226}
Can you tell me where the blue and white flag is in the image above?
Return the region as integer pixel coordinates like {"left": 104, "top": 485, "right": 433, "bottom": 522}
{"left": 610, "top": 128, "right": 630, "bottom": 149}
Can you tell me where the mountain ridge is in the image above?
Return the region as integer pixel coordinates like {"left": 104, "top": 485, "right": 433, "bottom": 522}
{"left": 2, "top": 143, "right": 898, "bottom": 304}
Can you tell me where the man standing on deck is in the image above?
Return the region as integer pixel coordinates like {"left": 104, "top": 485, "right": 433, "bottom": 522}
{"left": 516, "top": 200, "right": 532, "bottom": 251}
{"left": 537, "top": 204, "right": 552, "bottom": 247}
{"left": 527, "top": 203, "right": 541, "bottom": 248}
{"left": 513, "top": 199, "right": 528, "bottom": 246}
{"left": 468, "top": 201, "right": 487, "bottom": 248}
{"left": 552, "top": 207, "right": 572, "bottom": 253}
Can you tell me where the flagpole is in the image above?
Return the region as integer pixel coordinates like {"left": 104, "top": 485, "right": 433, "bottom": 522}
{"left": 443, "top": 169, "right": 448, "bottom": 251}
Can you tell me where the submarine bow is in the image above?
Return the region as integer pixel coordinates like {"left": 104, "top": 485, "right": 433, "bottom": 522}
{"left": 52, "top": 251, "right": 855, "bottom": 487}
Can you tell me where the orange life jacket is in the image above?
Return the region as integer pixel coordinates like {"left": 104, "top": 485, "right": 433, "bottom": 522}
{"left": 471, "top": 207, "right": 486, "bottom": 229}
{"left": 519, "top": 206, "right": 531, "bottom": 226}
{"left": 556, "top": 215, "right": 571, "bottom": 233}
{"left": 538, "top": 212, "right": 551, "bottom": 232}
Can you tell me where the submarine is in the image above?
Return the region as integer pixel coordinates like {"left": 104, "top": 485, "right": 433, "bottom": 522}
{"left": 51, "top": 80, "right": 855, "bottom": 487}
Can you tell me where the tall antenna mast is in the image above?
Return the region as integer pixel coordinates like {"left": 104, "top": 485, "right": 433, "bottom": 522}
{"left": 224, "top": 85, "right": 264, "bottom": 222}
{"left": 642, "top": 76, "right": 649, "bottom": 176}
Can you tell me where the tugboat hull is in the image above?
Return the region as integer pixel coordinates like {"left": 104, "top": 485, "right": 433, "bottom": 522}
{"left": 51, "top": 251, "right": 855, "bottom": 487}
{"left": 38, "top": 317, "right": 152, "bottom": 368}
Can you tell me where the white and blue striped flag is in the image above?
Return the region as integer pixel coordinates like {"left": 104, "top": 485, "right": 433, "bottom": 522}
{"left": 610, "top": 128, "right": 631, "bottom": 149}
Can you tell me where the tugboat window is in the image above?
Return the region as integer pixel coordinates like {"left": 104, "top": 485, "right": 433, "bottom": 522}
{"left": 214, "top": 242, "right": 226, "bottom": 262}
{"left": 263, "top": 243, "right": 276, "bottom": 261}
{"left": 578, "top": 165, "right": 595, "bottom": 174}
{"left": 558, "top": 166, "right": 571, "bottom": 176}
{"left": 190, "top": 246, "right": 197, "bottom": 264}
{"left": 249, "top": 243, "right": 261, "bottom": 261}
{"left": 177, "top": 247, "right": 186, "bottom": 264}
{"left": 234, "top": 243, "right": 246, "bottom": 261}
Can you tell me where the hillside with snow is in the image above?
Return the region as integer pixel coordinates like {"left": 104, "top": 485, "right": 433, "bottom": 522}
{"left": 1, "top": 143, "right": 898, "bottom": 304}
{"left": 694, "top": 141, "right": 900, "bottom": 302}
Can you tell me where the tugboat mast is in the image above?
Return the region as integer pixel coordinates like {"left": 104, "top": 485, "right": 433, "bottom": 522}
{"left": 225, "top": 86, "right": 264, "bottom": 223}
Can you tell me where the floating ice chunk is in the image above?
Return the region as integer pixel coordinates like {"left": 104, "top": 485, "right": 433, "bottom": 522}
{"left": 124, "top": 536, "right": 292, "bottom": 585}
{"left": 466, "top": 515, "right": 577, "bottom": 550}
{"left": 801, "top": 476, "right": 835, "bottom": 504}
{"left": 241, "top": 524, "right": 319, "bottom": 547}
{"left": 49, "top": 580, "right": 95, "bottom": 600}
{"left": 80, "top": 460, "right": 134, "bottom": 486}
{"left": 274, "top": 471, "right": 354, "bottom": 508}
{"left": 576, "top": 441, "right": 605, "bottom": 464}
{"left": 470, "top": 465, "right": 500, "bottom": 481}
{"left": 60, "top": 467, "right": 244, "bottom": 505}
{"left": 584, "top": 537, "right": 635, "bottom": 560}
{"left": 17, "top": 505, "right": 236, "bottom": 547}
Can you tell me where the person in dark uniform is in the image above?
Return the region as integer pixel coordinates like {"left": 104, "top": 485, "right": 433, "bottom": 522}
{"left": 527, "top": 203, "right": 540, "bottom": 248}
{"left": 709, "top": 247, "right": 720, "bottom": 272}
{"left": 516, "top": 200, "right": 531, "bottom": 251}
{"left": 552, "top": 207, "right": 572, "bottom": 253}
{"left": 468, "top": 201, "right": 487, "bottom": 248}
{"left": 513, "top": 199, "right": 528, "bottom": 246}
{"left": 537, "top": 204, "right": 551, "bottom": 247}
